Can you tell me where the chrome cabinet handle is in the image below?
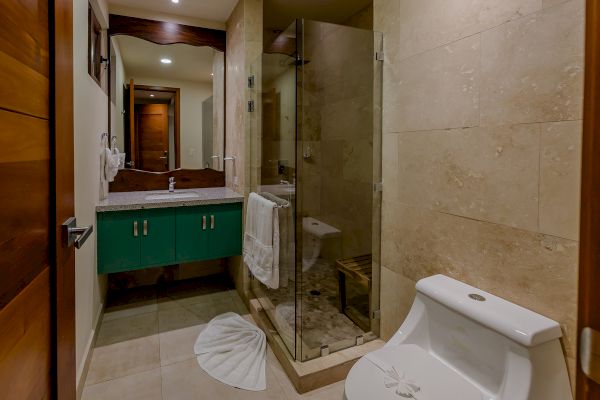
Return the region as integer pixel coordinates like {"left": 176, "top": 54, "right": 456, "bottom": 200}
{"left": 202, "top": 215, "right": 207, "bottom": 230}
{"left": 143, "top": 220, "right": 148, "bottom": 236}
{"left": 210, "top": 215, "right": 215, "bottom": 230}
{"left": 133, "top": 221, "right": 138, "bottom": 237}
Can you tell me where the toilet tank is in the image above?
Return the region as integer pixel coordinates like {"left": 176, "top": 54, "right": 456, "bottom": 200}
{"left": 387, "top": 275, "right": 572, "bottom": 399}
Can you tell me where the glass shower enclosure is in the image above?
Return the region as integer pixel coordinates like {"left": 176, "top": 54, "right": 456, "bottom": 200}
{"left": 249, "top": 19, "right": 383, "bottom": 362}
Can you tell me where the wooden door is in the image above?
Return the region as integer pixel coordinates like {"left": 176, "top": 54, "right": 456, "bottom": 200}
{"left": 0, "top": 0, "right": 75, "bottom": 399}
{"left": 578, "top": 1, "right": 600, "bottom": 398}
{"left": 135, "top": 103, "right": 169, "bottom": 172}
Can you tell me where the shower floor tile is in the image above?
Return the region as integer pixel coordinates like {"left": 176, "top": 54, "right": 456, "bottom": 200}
{"left": 83, "top": 274, "right": 346, "bottom": 400}
{"left": 257, "top": 257, "right": 369, "bottom": 357}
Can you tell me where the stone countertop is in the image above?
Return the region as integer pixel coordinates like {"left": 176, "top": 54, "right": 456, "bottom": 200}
{"left": 96, "top": 187, "right": 244, "bottom": 212}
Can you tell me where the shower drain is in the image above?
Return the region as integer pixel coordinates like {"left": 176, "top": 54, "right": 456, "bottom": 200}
{"left": 309, "top": 290, "right": 321, "bottom": 296}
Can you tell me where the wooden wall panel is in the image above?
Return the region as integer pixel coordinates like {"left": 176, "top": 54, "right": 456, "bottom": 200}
{"left": 109, "top": 168, "right": 226, "bottom": 192}
{"left": 0, "top": 268, "right": 51, "bottom": 400}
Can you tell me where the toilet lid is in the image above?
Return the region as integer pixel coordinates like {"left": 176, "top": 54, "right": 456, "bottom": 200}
{"left": 345, "top": 345, "right": 485, "bottom": 400}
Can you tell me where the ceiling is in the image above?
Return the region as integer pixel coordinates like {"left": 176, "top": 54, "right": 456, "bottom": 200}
{"left": 264, "top": 0, "right": 372, "bottom": 30}
{"left": 134, "top": 90, "right": 174, "bottom": 104}
{"left": 108, "top": 0, "right": 238, "bottom": 23}
{"left": 115, "top": 36, "right": 216, "bottom": 84}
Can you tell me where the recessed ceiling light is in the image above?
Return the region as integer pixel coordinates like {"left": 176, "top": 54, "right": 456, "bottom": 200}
{"left": 210, "top": 73, "right": 214, "bottom": 76}
{"left": 160, "top": 58, "right": 172, "bottom": 64}
{"left": 171, "top": 0, "right": 179, "bottom": 3}
{"left": 150, "top": 94, "right": 155, "bottom": 97}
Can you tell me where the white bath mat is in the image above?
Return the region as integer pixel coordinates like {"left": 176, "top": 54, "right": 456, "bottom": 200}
{"left": 193, "top": 312, "right": 267, "bottom": 391}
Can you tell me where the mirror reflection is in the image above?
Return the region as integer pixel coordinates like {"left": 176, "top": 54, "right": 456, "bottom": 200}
{"left": 109, "top": 35, "right": 225, "bottom": 172}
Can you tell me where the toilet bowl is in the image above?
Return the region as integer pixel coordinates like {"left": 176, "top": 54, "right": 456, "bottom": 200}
{"left": 302, "top": 217, "right": 340, "bottom": 271}
{"left": 344, "top": 275, "right": 572, "bottom": 400}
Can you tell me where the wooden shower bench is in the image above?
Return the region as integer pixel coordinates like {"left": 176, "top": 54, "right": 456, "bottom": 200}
{"left": 336, "top": 254, "right": 372, "bottom": 332}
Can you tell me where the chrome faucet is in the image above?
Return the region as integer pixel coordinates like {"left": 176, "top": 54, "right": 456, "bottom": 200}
{"left": 168, "top": 177, "right": 176, "bottom": 193}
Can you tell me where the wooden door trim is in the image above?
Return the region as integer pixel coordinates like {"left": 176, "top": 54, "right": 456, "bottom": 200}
{"left": 51, "top": 0, "right": 76, "bottom": 398}
{"left": 578, "top": 0, "right": 600, "bottom": 398}
{"left": 133, "top": 84, "right": 181, "bottom": 169}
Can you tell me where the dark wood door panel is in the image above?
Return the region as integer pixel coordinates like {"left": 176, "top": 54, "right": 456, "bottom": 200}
{"left": 0, "top": 268, "right": 51, "bottom": 400}
{"left": 0, "top": 50, "right": 49, "bottom": 118}
{"left": 0, "top": 108, "right": 50, "bottom": 309}
{"left": 0, "top": 0, "right": 49, "bottom": 77}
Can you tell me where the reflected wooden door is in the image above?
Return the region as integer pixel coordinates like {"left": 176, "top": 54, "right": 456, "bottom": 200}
{"left": 0, "top": 0, "right": 75, "bottom": 399}
{"left": 135, "top": 104, "right": 169, "bottom": 171}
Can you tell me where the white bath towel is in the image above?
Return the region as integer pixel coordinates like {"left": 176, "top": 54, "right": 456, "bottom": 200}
{"left": 244, "top": 192, "right": 280, "bottom": 289}
{"left": 104, "top": 147, "right": 120, "bottom": 182}
{"left": 194, "top": 313, "right": 267, "bottom": 391}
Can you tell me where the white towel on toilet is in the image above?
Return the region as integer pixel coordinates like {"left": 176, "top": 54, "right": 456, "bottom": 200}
{"left": 243, "top": 192, "right": 280, "bottom": 289}
{"left": 194, "top": 313, "right": 266, "bottom": 391}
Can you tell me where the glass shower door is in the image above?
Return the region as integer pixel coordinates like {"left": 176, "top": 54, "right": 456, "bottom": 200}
{"left": 297, "top": 19, "right": 383, "bottom": 361}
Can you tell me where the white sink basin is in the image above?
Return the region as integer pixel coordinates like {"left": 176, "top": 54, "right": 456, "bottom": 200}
{"left": 145, "top": 192, "right": 200, "bottom": 201}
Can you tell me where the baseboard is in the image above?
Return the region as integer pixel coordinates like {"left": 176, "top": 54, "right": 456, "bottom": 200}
{"left": 76, "top": 302, "right": 104, "bottom": 399}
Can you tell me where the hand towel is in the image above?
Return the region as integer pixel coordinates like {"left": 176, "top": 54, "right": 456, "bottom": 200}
{"left": 243, "top": 192, "right": 280, "bottom": 289}
{"left": 194, "top": 313, "right": 266, "bottom": 391}
{"left": 104, "top": 147, "right": 119, "bottom": 182}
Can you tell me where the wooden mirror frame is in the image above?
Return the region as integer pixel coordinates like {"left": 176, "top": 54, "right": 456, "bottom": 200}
{"left": 107, "top": 15, "right": 226, "bottom": 192}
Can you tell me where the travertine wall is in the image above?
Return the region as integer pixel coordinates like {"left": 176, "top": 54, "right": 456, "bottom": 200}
{"left": 374, "top": 0, "right": 584, "bottom": 382}
{"left": 225, "top": 0, "right": 263, "bottom": 298}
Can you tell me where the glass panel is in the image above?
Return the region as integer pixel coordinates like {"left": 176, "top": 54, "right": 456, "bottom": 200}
{"left": 298, "top": 20, "right": 382, "bottom": 361}
{"left": 249, "top": 21, "right": 299, "bottom": 359}
{"left": 249, "top": 19, "right": 382, "bottom": 362}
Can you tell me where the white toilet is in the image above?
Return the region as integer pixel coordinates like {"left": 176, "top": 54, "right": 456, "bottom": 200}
{"left": 344, "top": 275, "right": 572, "bottom": 400}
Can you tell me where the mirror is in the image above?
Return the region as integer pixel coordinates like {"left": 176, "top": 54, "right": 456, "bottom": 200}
{"left": 109, "top": 35, "right": 225, "bottom": 172}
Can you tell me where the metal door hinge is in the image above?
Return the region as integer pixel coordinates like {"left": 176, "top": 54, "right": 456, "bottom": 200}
{"left": 376, "top": 52, "right": 384, "bottom": 61}
{"left": 248, "top": 75, "right": 255, "bottom": 88}
{"left": 581, "top": 327, "right": 600, "bottom": 384}
{"left": 372, "top": 309, "right": 381, "bottom": 320}
{"left": 247, "top": 100, "right": 255, "bottom": 112}
{"left": 374, "top": 182, "right": 383, "bottom": 192}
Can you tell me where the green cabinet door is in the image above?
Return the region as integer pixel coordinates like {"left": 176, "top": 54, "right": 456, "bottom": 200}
{"left": 208, "top": 203, "right": 243, "bottom": 259}
{"left": 175, "top": 206, "right": 210, "bottom": 262}
{"left": 98, "top": 210, "right": 141, "bottom": 274}
{"left": 140, "top": 208, "right": 176, "bottom": 267}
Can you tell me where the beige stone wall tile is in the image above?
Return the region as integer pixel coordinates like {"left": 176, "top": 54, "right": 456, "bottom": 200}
{"left": 383, "top": 35, "right": 480, "bottom": 133}
{"left": 480, "top": 0, "right": 585, "bottom": 126}
{"left": 381, "top": 200, "right": 578, "bottom": 358}
{"left": 380, "top": 267, "right": 416, "bottom": 340}
{"left": 539, "top": 120, "right": 582, "bottom": 240}
{"left": 374, "top": 0, "right": 541, "bottom": 62}
{"left": 395, "top": 124, "right": 540, "bottom": 231}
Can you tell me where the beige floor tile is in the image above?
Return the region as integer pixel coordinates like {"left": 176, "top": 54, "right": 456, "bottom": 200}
{"left": 103, "top": 302, "right": 158, "bottom": 323}
{"left": 158, "top": 304, "right": 205, "bottom": 333}
{"left": 86, "top": 335, "right": 161, "bottom": 385}
{"left": 161, "top": 358, "right": 288, "bottom": 400}
{"left": 159, "top": 324, "right": 207, "bottom": 367}
{"left": 82, "top": 368, "right": 162, "bottom": 400}
{"left": 96, "top": 312, "right": 158, "bottom": 346}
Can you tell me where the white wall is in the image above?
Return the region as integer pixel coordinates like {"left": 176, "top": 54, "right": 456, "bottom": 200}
{"left": 73, "top": 0, "right": 108, "bottom": 387}
{"left": 110, "top": 38, "right": 126, "bottom": 151}
{"left": 129, "top": 76, "right": 213, "bottom": 169}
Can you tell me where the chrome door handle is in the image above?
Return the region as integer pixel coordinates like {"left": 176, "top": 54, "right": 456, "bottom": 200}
{"left": 133, "top": 221, "right": 138, "bottom": 237}
{"left": 202, "top": 215, "right": 207, "bottom": 230}
{"left": 143, "top": 220, "right": 148, "bottom": 236}
{"left": 210, "top": 215, "right": 215, "bottom": 230}
{"left": 62, "top": 217, "right": 93, "bottom": 249}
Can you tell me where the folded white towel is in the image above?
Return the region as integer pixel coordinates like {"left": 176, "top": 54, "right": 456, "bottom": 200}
{"left": 243, "top": 192, "right": 280, "bottom": 289}
{"left": 194, "top": 313, "right": 266, "bottom": 391}
{"left": 104, "top": 147, "right": 120, "bottom": 182}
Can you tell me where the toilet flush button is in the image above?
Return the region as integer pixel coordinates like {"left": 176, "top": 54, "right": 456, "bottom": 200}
{"left": 468, "top": 293, "right": 486, "bottom": 302}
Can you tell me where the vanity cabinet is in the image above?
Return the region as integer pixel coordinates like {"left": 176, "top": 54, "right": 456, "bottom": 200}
{"left": 97, "top": 203, "right": 242, "bottom": 274}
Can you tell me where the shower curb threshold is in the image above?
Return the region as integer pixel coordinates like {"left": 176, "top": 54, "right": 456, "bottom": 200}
{"left": 248, "top": 298, "right": 385, "bottom": 394}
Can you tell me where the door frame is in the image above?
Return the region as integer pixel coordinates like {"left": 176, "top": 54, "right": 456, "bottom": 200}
{"left": 131, "top": 84, "right": 181, "bottom": 169}
{"left": 51, "top": 0, "right": 76, "bottom": 398}
{"left": 578, "top": 0, "right": 600, "bottom": 398}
